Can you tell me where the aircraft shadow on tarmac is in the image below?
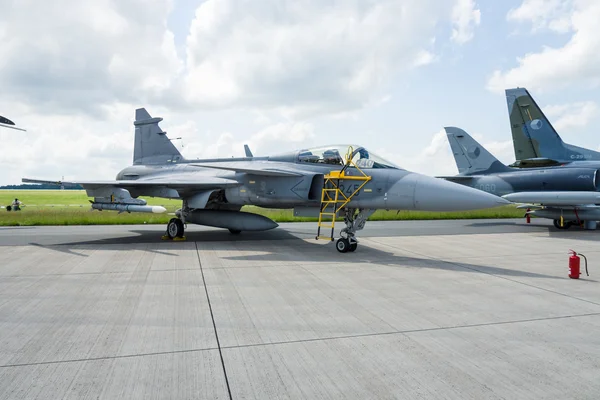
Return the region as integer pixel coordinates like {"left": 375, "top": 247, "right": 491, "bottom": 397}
{"left": 28, "top": 227, "right": 590, "bottom": 279}
{"left": 25, "top": 228, "right": 301, "bottom": 257}
{"left": 203, "top": 239, "right": 561, "bottom": 280}
{"left": 29, "top": 241, "right": 184, "bottom": 258}
{"left": 39, "top": 228, "right": 301, "bottom": 247}
{"left": 30, "top": 242, "right": 90, "bottom": 257}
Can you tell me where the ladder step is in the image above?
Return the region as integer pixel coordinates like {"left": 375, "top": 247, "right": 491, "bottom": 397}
{"left": 317, "top": 235, "right": 335, "bottom": 241}
{"left": 316, "top": 156, "right": 372, "bottom": 241}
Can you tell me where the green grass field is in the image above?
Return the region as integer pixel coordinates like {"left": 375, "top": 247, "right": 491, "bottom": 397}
{"left": 0, "top": 190, "right": 523, "bottom": 226}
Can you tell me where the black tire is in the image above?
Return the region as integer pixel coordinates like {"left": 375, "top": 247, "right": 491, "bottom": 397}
{"left": 336, "top": 238, "right": 350, "bottom": 253}
{"left": 553, "top": 219, "right": 571, "bottom": 230}
{"left": 167, "top": 218, "right": 184, "bottom": 238}
{"left": 349, "top": 242, "right": 358, "bottom": 252}
{"left": 229, "top": 229, "right": 242, "bottom": 235}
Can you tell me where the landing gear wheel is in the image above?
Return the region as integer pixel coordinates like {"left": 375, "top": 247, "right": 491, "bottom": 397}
{"left": 229, "top": 229, "right": 242, "bottom": 235}
{"left": 349, "top": 242, "right": 358, "bottom": 252}
{"left": 336, "top": 238, "right": 350, "bottom": 253}
{"left": 167, "top": 218, "right": 185, "bottom": 238}
{"left": 553, "top": 219, "right": 572, "bottom": 230}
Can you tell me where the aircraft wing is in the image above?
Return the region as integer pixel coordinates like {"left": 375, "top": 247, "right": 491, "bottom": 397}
{"left": 22, "top": 178, "right": 82, "bottom": 188}
{"left": 191, "top": 162, "right": 305, "bottom": 177}
{"left": 23, "top": 176, "right": 240, "bottom": 190}
{"left": 0, "top": 123, "right": 25, "bottom": 131}
{"left": 0, "top": 114, "right": 26, "bottom": 131}
{"left": 502, "top": 191, "right": 600, "bottom": 206}
{"left": 436, "top": 175, "right": 476, "bottom": 182}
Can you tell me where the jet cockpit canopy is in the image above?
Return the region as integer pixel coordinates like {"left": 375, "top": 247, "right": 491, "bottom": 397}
{"left": 297, "top": 145, "right": 400, "bottom": 169}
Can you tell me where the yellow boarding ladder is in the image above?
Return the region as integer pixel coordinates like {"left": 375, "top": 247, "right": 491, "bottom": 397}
{"left": 316, "top": 147, "right": 371, "bottom": 241}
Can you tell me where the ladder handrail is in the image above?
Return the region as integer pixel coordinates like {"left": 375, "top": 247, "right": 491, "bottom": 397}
{"left": 316, "top": 146, "right": 372, "bottom": 241}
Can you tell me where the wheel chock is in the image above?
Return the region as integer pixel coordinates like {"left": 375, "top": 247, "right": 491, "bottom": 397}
{"left": 161, "top": 235, "right": 172, "bottom": 241}
{"left": 173, "top": 236, "right": 187, "bottom": 241}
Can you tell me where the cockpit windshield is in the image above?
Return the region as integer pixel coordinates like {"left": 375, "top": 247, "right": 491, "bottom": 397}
{"left": 297, "top": 145, "right": 399, "bottom": 169}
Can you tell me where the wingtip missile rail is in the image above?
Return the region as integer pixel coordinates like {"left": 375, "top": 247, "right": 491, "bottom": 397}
{"left": 91, "top": 203, "right": 167, "bottom": 214}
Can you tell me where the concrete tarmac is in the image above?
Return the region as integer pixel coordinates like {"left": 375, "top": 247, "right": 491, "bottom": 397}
{"left": 0, "top": 219, "right": 599, "bottom": 399}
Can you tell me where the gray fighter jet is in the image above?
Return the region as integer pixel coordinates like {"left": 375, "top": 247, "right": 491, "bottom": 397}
{"left": 441, "top": 126, "right": 600, "bottom": 230}
{"left": 24, "top": 109, "right": 508, "bottom": 252}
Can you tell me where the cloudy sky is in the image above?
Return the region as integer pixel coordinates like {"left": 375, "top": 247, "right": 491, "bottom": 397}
{"left": 1, "top": 0, "right": 600, "bottom": 185}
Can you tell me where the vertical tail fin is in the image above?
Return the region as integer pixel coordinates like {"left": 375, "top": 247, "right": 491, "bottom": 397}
{"left": 505, "top": 87, "right": 600, "bottom": 162}
{"left": 505, "top": 87, "right": 564, "bottom": 160}
{"left": 444, "top": 127, "right": 510, "bottom": 175}
{"left": 133, "top": 108, "right": 183, "bottom": 165}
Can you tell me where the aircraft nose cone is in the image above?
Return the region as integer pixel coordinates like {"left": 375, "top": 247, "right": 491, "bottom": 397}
{"left": 413, "top": 174, "right": 509, "bottom": 211}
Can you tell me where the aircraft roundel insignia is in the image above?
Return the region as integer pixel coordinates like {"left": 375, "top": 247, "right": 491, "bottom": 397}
{"left": 530, "top": 119, "right": 543, "bottom": 130}
{"left": 467, "top": 145, "right": 480, "bottom": 159}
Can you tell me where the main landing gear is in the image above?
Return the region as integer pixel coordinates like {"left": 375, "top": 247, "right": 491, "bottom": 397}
{"left": 163, "top": 217, "right": 186, "bottom": 240}
{"left": 553, "top": 219, "right": 573, "bottom": 230}
{"left": 335, "top": 208, "right": 374, "bottom": 253}
{"left": 163, "top": 203, "right": 187, "bottom": 240}
{"left": 553, "top": 219, "right": 597, "bottom": 230}
{"left": 161, "top": 201, "right": 245, "bottom": 240}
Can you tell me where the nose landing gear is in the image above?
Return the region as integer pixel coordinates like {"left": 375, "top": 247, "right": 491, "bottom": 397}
{"left": 334, "top": 208, "right": 374, "bottom": 253}
{"left": 336, "top": 237, "right": 358, "bottom": 253}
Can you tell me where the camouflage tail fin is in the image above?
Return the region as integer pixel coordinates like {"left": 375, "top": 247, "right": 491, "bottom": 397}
{"left": 444, "top": 127, "right": 510, "bottom": 175}
{"left": 505, "top": 87, "right": 600, "bottom": 162}
{"left": 505, "top": 87, "right": 566, "bottom": 161}
{"left": 133, "top": 108, "right": 183, "bottom": 165}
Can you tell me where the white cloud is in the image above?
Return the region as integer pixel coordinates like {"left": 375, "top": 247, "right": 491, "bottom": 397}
{"left": 181, "top": 0, "right": 464, "bottom": 116}
{"left": 423, "top": 130, "right": 450, "bottom": 157}
{"left": 507, "top": 0, "right": 573, "bottom": 33}
{"left": 0, "top": 0, "right": 485, "bottom": 185}
{"left": 543, "top": 101, "right": 599, "bottom": 131}
{"left": 488, "top": 0, "right": 600, "bottom": 92}
{"left": 484, "top": 140, "right": 514, "bottom": 163}
{"left": 396, "top": 130, "right": 514, "bottom": 177}
{"left": 0, "top": 103, "right": 134, "bottom": 185}
{"left": 171, "top": 119, "right": 316, "bottom": 162}
{"left": 450, "top": 0, "right": 481, "bottom": 44}
{"left": 0, "top": 0, "right": 476, "bottom": 119}
{"left": 413, "top": 51, "right": 437, "bottom": 68}
{"left": 0, "top": 0, "right": 182, "bottom": 115}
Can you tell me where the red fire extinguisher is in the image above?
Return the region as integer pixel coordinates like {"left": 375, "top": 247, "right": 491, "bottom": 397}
{"left": 569, "top": 250, "right": 589, "bottom": 279}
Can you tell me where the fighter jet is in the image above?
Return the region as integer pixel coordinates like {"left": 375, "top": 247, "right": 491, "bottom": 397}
{"left": 0, "top": 115, "right": 26, "bottom": 131}
{"left": 24, "top": 108, "right": 508, "bottom": 252}
{"left": 506, "top": 87, "right": 600, "bottom": 166}
{"left": 441, "top": 126, "right": 600, "bottom": 230}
